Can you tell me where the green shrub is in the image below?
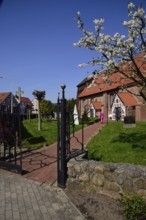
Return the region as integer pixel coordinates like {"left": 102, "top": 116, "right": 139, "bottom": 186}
{"left": 80, "top": 114, "right": 99, "bottom": 125}
{"left": 122, "top": 194, "right": 146, "bottom": 220}
{"left": 88, "top": 116, "right": 99, "bottom": 124}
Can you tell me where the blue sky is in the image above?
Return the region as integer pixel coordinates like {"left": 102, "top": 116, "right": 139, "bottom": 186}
{"left": 0, "top": 0, "right": 145, "bottom": 102}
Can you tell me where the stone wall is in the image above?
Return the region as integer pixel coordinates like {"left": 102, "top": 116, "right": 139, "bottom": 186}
{"left": 67, "top": 158, "right": 146, "bottom": 199}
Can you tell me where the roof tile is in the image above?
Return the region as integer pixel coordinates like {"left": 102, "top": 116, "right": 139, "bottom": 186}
{"left": 118, "top": 92, "right": 139, "bottom": 106}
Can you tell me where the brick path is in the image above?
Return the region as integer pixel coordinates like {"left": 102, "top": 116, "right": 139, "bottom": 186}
{"left": 22, "top": 122, "right": 104, "bottom": 185}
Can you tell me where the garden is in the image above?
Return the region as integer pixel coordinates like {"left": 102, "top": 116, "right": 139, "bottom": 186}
{"left": 21, "top": 118, "right": 146, "bottom": 166}
{"left": 21, "top": 118, "right": 83, "bottom": 149}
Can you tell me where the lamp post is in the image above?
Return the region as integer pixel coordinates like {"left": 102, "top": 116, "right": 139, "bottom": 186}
{"left": 0, "top": 76, "right": 13, "bottom": 113}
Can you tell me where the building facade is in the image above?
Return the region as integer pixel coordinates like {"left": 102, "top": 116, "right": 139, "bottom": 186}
{"left": 0, "top": 92, "right": 18, "bottom": 113}
{"left": 77, "top": 54, "right": 146, "bottom": 122}
{"left": 32, "top": 98, "right": 39, "bottom": 114}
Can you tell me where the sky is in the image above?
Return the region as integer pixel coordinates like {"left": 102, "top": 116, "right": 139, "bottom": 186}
{"left": 0, "top": 0, "right": 146, "bottom": 103}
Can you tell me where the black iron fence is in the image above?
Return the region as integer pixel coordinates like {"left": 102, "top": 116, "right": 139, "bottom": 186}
{"left": 0, "top": 107, "right": 22, "bottom": 174}
{"left": 57, "top": 85, "right": 85, "bottom": 188}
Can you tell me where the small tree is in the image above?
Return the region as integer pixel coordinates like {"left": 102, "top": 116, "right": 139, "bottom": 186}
{"left": 32, "top": 90, "right": 46, "bottom": 131}
{"left": 40, "top": 99, "right": 52, "bottom": 118}
{"left": 25, "top": 103, "right": 32, "bottom": 121}
{"left": 67, "top": 98, "right": 76, "bottom": 115}
{"left": 74, "top": 2, "right": 146, "bottom": 101}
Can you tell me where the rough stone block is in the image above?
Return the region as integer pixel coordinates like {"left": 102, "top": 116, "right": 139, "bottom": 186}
{"left": 92, "top": 174, "right": 104, "bottom": 187}
{"left": 74, "top": 164, "right": 81, "bottom": 173}
{"left": 94, "top": 165, "right": 105, "bottom": 174}
{"left": 104, "top": 171, "right": 115, "bottom": 182}
{"left": 134, "top": 179, "right": 146, "bottom": 190}
{"left": 79, "top": 172, "right": 90, "bottom": 182}
{"left": 104, "top": 181, "right": 120, "bottom": 192}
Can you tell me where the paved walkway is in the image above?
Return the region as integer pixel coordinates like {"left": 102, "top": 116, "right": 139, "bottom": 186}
{"left": 0, "top": 122, "right": 104, "bottom": 220}
{"left": 0, "top": 169, "right": 84, "bottom": 220}
{"left": 22, "top": 122, "right": 104, "bottom": 185}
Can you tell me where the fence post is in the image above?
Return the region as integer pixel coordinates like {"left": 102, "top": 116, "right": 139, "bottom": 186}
{"left": 57, "top": 84, "right": 67, "bottom": 188}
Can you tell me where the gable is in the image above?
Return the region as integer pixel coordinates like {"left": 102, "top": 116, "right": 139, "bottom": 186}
{"left": 0, "top": 92, "right": 18, "bottom": 112}
{"left": 20, "top": 97, "right": 32, "bottom": 105}
{"left": 0, "top": 92, "right": 11, "bottom": 104}
{"left": 111, "top": 92, "right": 139, "bottom": 109}
{"left": 118, "top": 92, "right": 139, "bottom": 107}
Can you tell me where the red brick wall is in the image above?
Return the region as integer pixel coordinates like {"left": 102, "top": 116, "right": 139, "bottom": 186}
{"left": 135, "top": 106, "right": 141, "bottom": 121}
{"left": 135, "top": 105, "right": 146, "bottom": 121}
{"left": 140, "top": 105, "right": 146, "bottom": 121}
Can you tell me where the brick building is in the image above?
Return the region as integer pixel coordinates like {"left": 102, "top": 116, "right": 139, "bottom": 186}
{"left": 77, "top": 53, "right": 146, "bottom": 122}
{"left": 0, "top": 92, "right": 18, "bottom": 113}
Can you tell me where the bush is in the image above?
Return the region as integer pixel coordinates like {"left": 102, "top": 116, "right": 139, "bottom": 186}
{"left": 82, "top": 111, "right": 89, "bottom": 123}
{"left": 88, "top": 117, "right": 99, "bottom": 125}
{"left": 80, "top": 115, "right": 99, "bottom": 125}
{"left": 80, "top": 111, "right": 92, "bottom": 124}
{"left": 122, "top": 194, "right": 146, "bottom": 220}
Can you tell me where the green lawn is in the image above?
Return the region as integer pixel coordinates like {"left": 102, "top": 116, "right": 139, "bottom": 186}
{"left": 21, "top": 118, "right": 83, "bottom": 149}
{"left": 21, "top": 119, "right": 146, "bottom": 166}
{"left": 87, "top": 121, "right": 146, "bottom": 166}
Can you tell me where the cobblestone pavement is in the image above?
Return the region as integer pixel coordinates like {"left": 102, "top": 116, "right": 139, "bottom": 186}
{"left": 0, "top": 170, "right": 84, "bottom": 220}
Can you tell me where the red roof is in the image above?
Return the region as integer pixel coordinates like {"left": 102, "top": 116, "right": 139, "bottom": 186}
{"left": 78, "top": 52, "right": 146, "bottom": 98}
{"left": 0, "top": 92, "right": 11, "bottom": 104}
{"left": 78, "top": 72, "right": 133, "bottom": 98}
{"left": 118, "top": 92, "right": 139, "bottom": 106}
{"left": 20, "top": 97, "right": 32, "bottom": 104}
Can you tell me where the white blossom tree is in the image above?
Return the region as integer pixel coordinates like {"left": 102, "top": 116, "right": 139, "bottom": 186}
{"left": 74, "top": 2, "right": 146, "bottom": 101}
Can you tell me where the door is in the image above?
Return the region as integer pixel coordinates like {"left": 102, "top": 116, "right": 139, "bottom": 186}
{"left": 90, "top": 109, "right": 94, "bottom": 118}
{"left": 115, "top": 107, "right": 121, "bottom": 121}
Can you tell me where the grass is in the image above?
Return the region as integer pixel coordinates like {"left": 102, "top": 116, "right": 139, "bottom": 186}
{"left": 21, "top": 118, "right": 83, "bottom": 149}
{"left": 87, "top": 121, "right": 146, "bottom": 166}
{"left": 21, "top": 119, "right": 146, "bottom": 166}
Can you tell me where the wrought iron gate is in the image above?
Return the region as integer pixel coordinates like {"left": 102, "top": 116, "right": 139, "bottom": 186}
{"left": 0, "top": 107, "right": 22, "bottom": 174}
{"left": 57, "top": 85, "right": 85, "bottom": 188}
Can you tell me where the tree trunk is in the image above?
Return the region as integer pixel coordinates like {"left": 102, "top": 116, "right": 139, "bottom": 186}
{"left": 38, "top": 101, "right": 41, "bottom": 131}
{"left": 28, "top": 109, "right": 31, "bottom": 122}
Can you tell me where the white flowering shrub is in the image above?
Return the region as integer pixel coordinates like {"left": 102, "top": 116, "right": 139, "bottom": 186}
{"left": 74, "top": 2, "right": 146, "bottom": 100}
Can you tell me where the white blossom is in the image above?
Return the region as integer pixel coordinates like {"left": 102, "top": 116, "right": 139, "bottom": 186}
{"left": 114, "top": 33, "right": 120, "bottom": 39}
{"left": 73, "top": 43, "right": 77, "bottom": 47}
{"left": 128, "top": 2, "right": 135, "bottom": 9}
{"left": 78, "top": 63, "right": 88, "bottom": 68}
{"left": 74, "top": 1, "right": 146, "bottom": 93}
{"left": 77, "top": 11, "right": 80, "bottom": 16}
{"left": 107, "top": 60, "right": 114, "bottom": 65}
{"left": 121, "top": 35, "right": 126, "bottom": 39}
{"left": 93, "top": 19, "right": 100, "bottom": 25}
{"left": 133, "top": 8, "right": 145, "bottom": 17}
{"left": 100, "top": 18, "right": 104, "bottom": 23}
{"left": 129, "top": 43, "right": 135, "bottom": 48}
{"left": 123, "top": 21, "right": 128, "bottom": 26}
